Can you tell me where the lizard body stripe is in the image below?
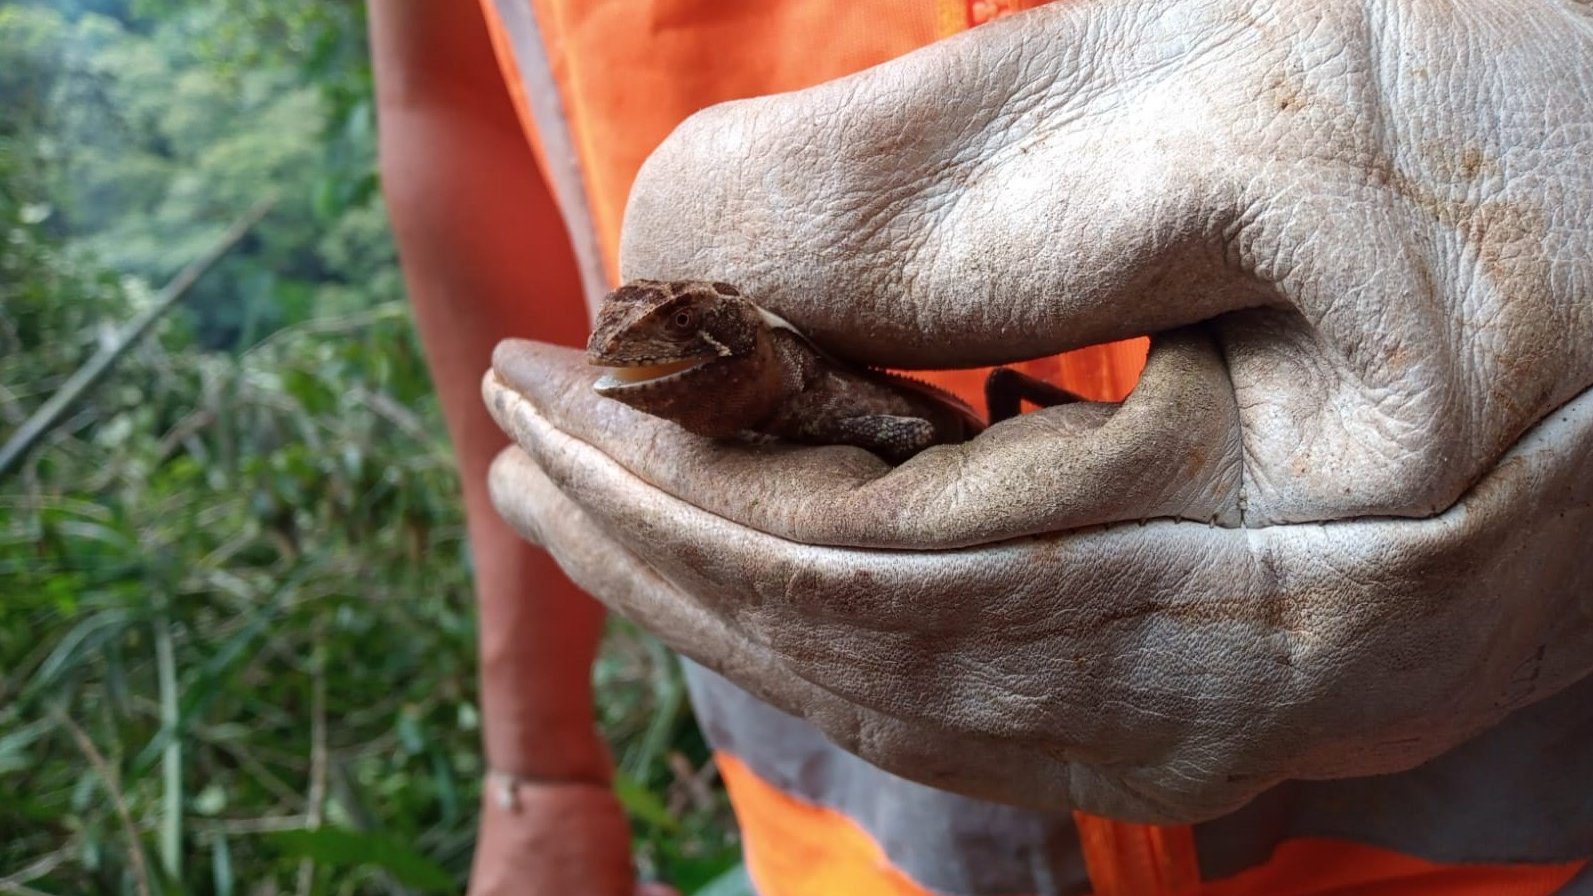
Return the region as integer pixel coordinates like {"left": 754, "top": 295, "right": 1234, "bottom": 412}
{"left": 754, "top": 304, "right": 806, "bottom": 337}
{"left": 754, "top": 301, "right": 984, "bottom": 430}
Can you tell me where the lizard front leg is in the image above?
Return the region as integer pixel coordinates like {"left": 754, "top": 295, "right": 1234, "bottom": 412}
{"left": 984, "top": 368, "right": 1085, "bottom": 423}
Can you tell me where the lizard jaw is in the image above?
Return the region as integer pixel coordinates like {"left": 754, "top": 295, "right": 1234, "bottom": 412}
{"left": 593, "top": 357, "right": 712, "bottom": 391}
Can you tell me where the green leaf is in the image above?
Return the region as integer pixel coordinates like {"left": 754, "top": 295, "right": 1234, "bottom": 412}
{"left": 270, "top": 827, "right": 454, "bottom": 892}
{"left": 396, "top": 706, "right": 423, "bottom": 755}
{"left": 24, "top": 609, "right": 136, "bottom": 700}
{"left": 193, "top": 783, "right": 227, "bottom": 816}
{"left": 612, "top": 771, "right": 679, "bottom": 833}
{"left": 692, "top": 864, "right": 754, "bottom": 896}
{"left": 210, "top": 835, "right": 234, "bottom": 896}
{"left": 0, "top": 716, "right": 53, "bottom": 763}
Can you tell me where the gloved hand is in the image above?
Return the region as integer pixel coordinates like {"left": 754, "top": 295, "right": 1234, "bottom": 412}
{"left": 484, "top": 0, "right": 1593, "bottom": 822}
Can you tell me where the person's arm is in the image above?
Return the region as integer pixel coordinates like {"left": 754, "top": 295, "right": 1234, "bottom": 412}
{"left": 368, "top": 4, "right": 638, "bottom": 892}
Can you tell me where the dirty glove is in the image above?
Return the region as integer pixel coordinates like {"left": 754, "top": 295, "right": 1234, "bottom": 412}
{"left": 485, "top": 0, "right": 1593, "bottom": 822}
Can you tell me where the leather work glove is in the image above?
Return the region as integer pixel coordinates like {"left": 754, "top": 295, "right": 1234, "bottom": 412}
{"left": 484, "top": 0, "right": 1593, "bottom": 822}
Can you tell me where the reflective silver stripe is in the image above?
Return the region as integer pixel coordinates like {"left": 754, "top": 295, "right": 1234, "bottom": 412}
{"left": 683, "top": 661, "right": 1093, "bottom": 896}
{"left": 1196, "top": 670, "right": 1593, "bottom": 879}
{"left": 687, "top": 660, "right": 1593, "bottom": 892}
{"left": 483, "top": 0, "right": 613, "bottom": 316}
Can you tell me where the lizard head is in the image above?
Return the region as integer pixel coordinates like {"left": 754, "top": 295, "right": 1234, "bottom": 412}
{"left": 588, "top": 280, "right": 761, "bottom": 388}
{"left": 586, "top": 280, "right": 781, "bottom": 435}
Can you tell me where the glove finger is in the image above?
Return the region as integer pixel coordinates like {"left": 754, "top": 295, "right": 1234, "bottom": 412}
{"left": 486, "top": 446, "right": 1107, "bottom": 812}
{"left": 488, "top": 329, "right": 1241, "bottom": 549}
{"left": 488, "top": 445, "right": 1268, "bottom": 820}
{"left": 620, "top": 0, "right": 1271, "bottom": 368}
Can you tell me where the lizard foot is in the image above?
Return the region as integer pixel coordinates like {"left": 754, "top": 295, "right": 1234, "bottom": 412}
{"left": 985, "top": 367, "right": 1086, "bottom": 423}
{"left": 833, "top": 414, "right": 939, "bottom": 464}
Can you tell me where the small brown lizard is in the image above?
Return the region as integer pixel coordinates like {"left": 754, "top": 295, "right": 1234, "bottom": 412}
{"left": 586, "top": 280, "right": 1082, "bottom": 463}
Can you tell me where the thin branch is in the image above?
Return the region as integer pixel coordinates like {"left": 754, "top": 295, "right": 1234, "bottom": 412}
{"left": 294, "top": 622, "right": 328, "bottom": 896}
{"left": 190, "top": 815, "right": 308, "bottom": 836}
{"left": 207, "top": 737, "right": 307, "bottom": 809}
{"left": 156, "top": 615, "right": 183, "bottom": 883}
{"left": 349, "top": 386, "right": 449, "bottom": 455}
{"left": 0, "top": 198, "right": 276, "bottom": 479}
{"left": 48, "top": 706, "right": 153, "bottom": 896}
{"left": 238, "top": 301, "right": 406, "bottom": 361}
{"left": 151, "top": 407, "right": 218, "bottom": 464}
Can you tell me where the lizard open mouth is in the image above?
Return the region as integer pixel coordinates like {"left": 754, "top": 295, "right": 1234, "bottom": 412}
{"left": 593, "top": 356, "right": 712, "bottom": 390}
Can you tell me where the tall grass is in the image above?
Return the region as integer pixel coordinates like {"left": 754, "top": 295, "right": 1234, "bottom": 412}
{"left": 1, "top": 3, "right": 740, "bottom": 890}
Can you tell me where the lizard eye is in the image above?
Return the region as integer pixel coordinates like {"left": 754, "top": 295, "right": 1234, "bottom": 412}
{"left": 669, "top": 308, "right": 698, "bottom": 332}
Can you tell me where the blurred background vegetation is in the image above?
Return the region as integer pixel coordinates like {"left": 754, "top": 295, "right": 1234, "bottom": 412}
{"left": 0, "top": 0, "right": 739, "bottom": 892}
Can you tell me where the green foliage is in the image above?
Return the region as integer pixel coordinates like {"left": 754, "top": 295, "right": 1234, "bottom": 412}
{"left": 270, "top": 828, "right": 455, "bottom": 893}
{"left": 0, "top": 0, "right": 737, "bottom": 892}
{"left": 6, "top": 0, "right": 393, "bottom": 350}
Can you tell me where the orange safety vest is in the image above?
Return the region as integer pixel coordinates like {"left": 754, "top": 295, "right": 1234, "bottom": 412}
{"left": 476, "top": 1, "right": 1593, "bottom": 893}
